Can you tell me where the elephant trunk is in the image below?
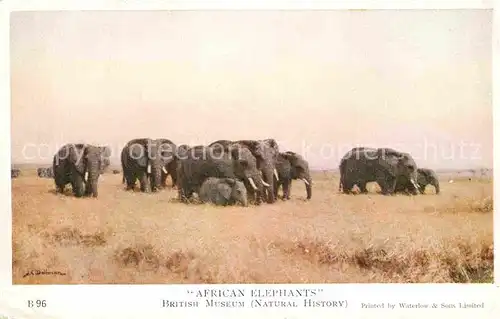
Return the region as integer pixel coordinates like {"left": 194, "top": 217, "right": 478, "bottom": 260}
{"left": 298, "top": 172, "right": 312, "bottom": 200}
{"left": 151, "top": 164, "right": 163, "bottom": 192}
{"left": 86, "top": 165, "right": 100, "bottom": 198}
{"left": 261, "top": 168, "right": 276, "bottom": 203}
{"left": 246, "top": 174, "right": 265, "bottom": 205}
{"left": 304, "top": 176, "right": 312, "bottom": 200}
{"left": 433, "top": 179, "right": 440, "bottom": 194}
{"left": 239, "top": 196, "right": 248, "bottom": 207}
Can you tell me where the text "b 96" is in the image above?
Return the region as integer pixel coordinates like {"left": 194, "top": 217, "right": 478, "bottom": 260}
{"left": 28, "top": 300, "right": 46, "bottom": 308}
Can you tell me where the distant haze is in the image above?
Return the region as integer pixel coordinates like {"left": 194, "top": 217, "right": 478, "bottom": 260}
{"left": 10, "top": 10, "right": 492, "bottom": 170}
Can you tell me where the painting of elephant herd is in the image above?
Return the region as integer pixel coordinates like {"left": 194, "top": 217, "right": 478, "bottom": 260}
{"left": 11, "top": 138, "right": 493, "bottom": 284}
{"left": 11, "top": 138, "right": 442, "bottom": 203}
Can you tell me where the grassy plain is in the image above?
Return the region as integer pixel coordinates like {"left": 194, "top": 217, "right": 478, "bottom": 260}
{"left": 12, "top": 168, "right": 493, "bottom": 284}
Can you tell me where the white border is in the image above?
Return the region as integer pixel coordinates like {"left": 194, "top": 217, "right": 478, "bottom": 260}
{"left": 1, "top": 1, "right": 498, "bottom": 318}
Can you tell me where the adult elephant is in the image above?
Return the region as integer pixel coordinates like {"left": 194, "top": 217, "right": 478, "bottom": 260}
{"left": 209, "top": 139, "right": 280, "bottom": 203}
{"left": 395, "top": 168, "right": 440, "bottom": 194}
{"left": 160, "top": 143, "right": 192, "bottom": 189}
{"left": 121, "top": 138, "right": 176, "bottom": 193}
{"left": 53, "top": 143, "right": 111, "bottom": 197}
{"left": 339, "top": 147, "right": 420, "bottom": 195}
{"left": 11, "top": 168, "right": 20, "bottom": 178}
{"left": 274, "top": 151, "right": 312, "bottom": 200}
{"left": 177, "top": 144, "right": 267, "bottom": 204}
{"left": 37, "top": 167, "right": 54, "bottom": 178}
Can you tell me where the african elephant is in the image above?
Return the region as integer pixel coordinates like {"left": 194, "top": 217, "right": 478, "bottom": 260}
{"left": 273, "top": 151, "right": 312, "bottom": 200}
{"left": 199, "top": 177, "right": 248, "bottom": 206}
{"left": 37, "top": 167, "right": 54, "bottom": 178}
{"left": 160, "top": 143, "right": 192, "bottom": 189}
{"left": 121, "top": 138, "right": 177, "bottom": 193}
{"left": 53, "top": 143, "right": 111, "bottom": 197}
{"left": 11, "top": 168, "right": 20, "bottom": 178}
{"left": 339, "top": 147, "right": 419, "bottom": 195}
{"left": 209, "top": 139, "right": 279, "bottom": 203}
{"left": 177, "top": 144, "right": 267, "bottom": 204}
{"left": 395, "top": 168, "right": 440, "bottom": 194}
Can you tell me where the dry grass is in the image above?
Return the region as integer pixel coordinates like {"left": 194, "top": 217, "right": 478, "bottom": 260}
{"left": 12, "top": 169, "right": 493, "bottom": 284}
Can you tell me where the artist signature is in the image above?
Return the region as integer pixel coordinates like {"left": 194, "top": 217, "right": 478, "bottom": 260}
{"left": 23, "top": 269, "right": 67, "bottom": 278}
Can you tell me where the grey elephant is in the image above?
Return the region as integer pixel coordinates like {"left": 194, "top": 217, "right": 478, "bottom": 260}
{"left": 177, "top": 144, "right": 267, "bottom": 204}
{"left": 37, "top": 167, "right": 54, "bottom": 178}
{"left": 121, "top": 138, "right": 177, "bottom": 193}
{"left": 11, "top": 168, "right": 21, "bottom": 178}
{"left": 339, "top": 147, "right": 420, "bottom": 195}
{"left": 53, "top": 143, "right": 111, "bottom": 197}
{"left": 273, "top": 151, "right": 312, "bottom": 200}
{"left": 199, "top": 177, "right": 248, "bottom": 206}
{"left": 209, "top": 139, "right": 279, "bottom": 203}
{"left": 394, "top": 168, "right": 440, "bottom": 194}
{"left": 160, "top": 143, "right": 191, "bottom": 189}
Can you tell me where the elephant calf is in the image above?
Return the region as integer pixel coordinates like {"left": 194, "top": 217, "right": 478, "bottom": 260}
{"left": 199, "top": 177, "right": 248, "bottom": 206}
{"left": 395, "top": 168, "right": 440, "bottom": 194}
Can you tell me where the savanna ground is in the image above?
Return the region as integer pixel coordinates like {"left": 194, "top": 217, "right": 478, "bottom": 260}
{"left": 12, "top": 167, "right": 493, "bottom": 284}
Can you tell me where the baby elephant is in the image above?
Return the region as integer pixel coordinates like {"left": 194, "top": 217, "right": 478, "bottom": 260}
{"left": 199, "top": 177, "right": 248, "bottom": 206}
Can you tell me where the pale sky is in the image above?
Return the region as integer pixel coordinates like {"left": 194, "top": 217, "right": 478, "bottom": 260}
{"left": 10, "top": 10, "right": 492, "bottom": 170}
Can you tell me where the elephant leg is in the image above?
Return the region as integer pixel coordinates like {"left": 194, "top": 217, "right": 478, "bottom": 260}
{"left": 161, "top": 172, "right": 168, "bottom": 188}
{"left": 139, "top": 172, "right": 151, "bottom": 193}
{"left": 170, "top": 172, "right": 178, "bottom": 188}
{"left": 124, "top": 172, "right": 136, "bottom": 190}
{"left": 381, "top": 177, "right": 397, "bottom": 195}
{"left": 84, "top": 180, "right": 92, "bottom": 196}
{"left": 283, "top": 179, "right": 291, "bottom": 200}
{"left": 55, "top": 181, "right": 65, "bottom": 194}
{"left": 273, "top": 179, "right": 280, "bottom": 200}
{"left": 342, "top": 180, "right": 354, "bottom": 194}
{"left": 359, "top": 182, "right": 368, "bottom": 194}
{"left": 71, "top": 174, "right": 85, "bottom": 198}
{"left": 178, "top": 182, "right": 188, "bottom": 202}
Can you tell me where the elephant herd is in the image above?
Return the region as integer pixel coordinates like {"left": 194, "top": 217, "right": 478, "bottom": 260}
{"left": 10, "top": 140, "right": 440, "bottom": 206}
{"left": 118, "top": 138, "right": 312, "bottom": 205}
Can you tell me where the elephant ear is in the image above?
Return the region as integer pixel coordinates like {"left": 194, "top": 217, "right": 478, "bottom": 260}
{"left": 158, "top": 142, "right": 176, "bottom": 164}
{"left": 69, "top": 144, "right": 87, "bottom": 174}
{"left": 216, "top": 183, "right": 232, "bottom": 201}
{"left": 263, "top": 139, "right": 279, "bottom": 153}
{"left": 417, "top": 168, "right": 428, "bottom": 178}
{"left": 376, "top": 149, "right": 400, "bottom": 177}
{"left": 238, "top": 140, "right": 263, "bottom": 157}
{"left": 129, "top": 142, "right": 148, "bottom": 167}
{"left": 223, "top": 178, "right": 236, "bottom": 186}
{"left": 100, "top": 146, "right": 112, "bottom": 158}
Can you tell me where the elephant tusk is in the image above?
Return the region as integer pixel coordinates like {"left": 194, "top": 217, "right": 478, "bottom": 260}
{"left": 274, "top": 168, "right": 279, "bottom": 181}
{"left": 302, "top": 178, "right": 310, "bottom": 186}
{"left": 247, "top": 177, "right": 258, "bottom": 190}
{"left": 84, "top": 171, "right": 89, "bottom": 180}
{"left": 147, "top": 164, "right": 151, "bottom": 174}
{"left": 410, "top": 178, "right": 419, "bottom": 190}
{"left": 162, "top": 166, "right": 168, "bottom": 174}
{"left": 262, "top": 181, "right": 271, "bottom": 187}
